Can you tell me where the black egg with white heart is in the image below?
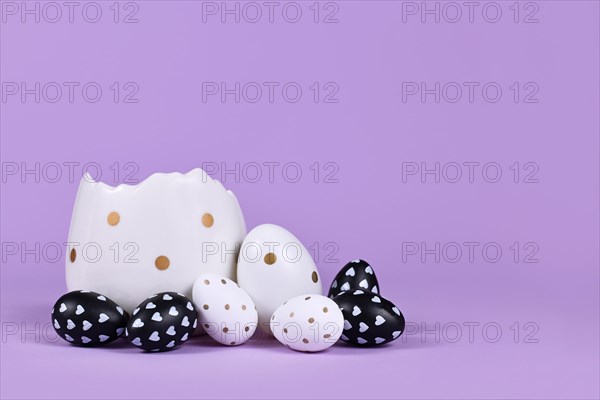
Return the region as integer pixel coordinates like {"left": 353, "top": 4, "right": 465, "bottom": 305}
{"left": 126, "top": 292, "right": 198, "bottom": 352}
{"left": 328, "top": 259, "right": 380, "bottom": 298}
{"left": 51, "top": 290, "right": 129, "bottom": 346}
{"left": 333, "top": 290, "right": 405, "bottom": 346}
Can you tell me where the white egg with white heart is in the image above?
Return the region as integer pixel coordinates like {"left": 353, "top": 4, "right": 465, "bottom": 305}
{"left": 237, "top": 224, "right": 322, "bottom": 332}
{"left": 270, "top": 294, "right": 343, "bottom": 352}
{"left": 126, "top": 292, "right": 198, "bottom": 351}
{"left": 192, "top": 273, "right": 258, "bottom": 346}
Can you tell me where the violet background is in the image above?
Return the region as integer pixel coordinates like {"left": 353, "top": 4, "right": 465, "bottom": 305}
{"left": 1, "top": 1, "right": 599, "bottom": 399}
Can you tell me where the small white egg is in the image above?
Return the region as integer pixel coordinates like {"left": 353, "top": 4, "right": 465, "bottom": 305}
{"left": 270, "top": 294, "right": 343, "bottom": 352}
{"left": 192, "top": 273, "right": 258, "bottom": 346}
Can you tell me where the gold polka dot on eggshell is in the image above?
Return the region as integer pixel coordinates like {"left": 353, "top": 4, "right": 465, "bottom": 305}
{"left": 203, "top": 304, "right": 209, "bottom": 310}
{"left": 289, "top": 312, "right": 295, "bottom": 318}
{"left": 311, "top": 271, "right": 319, "bottom": 283}
{"left": 70, "top": 248, "right": 76, "bottom": 263}
{"left": 302, "top": 338, "right": 309, "bottom": 344}
{"left": 324, "top": 334, "right": 331, "bottom": 339}
{"left": 308, "top": 318, "right": 315, "bottom": 324}
{"left": 264, "top": 252, "right": 277, "bottom": 265}
{"left": 204, "top": 279, "right": 210, "bottom": 285}
{"left": 323, "top": 307, "right": 328, "bottom": 313}
{"left": 223, "top": 327, "right": 229, "bottom": 333}
{"left": 202, "top": 213, "right": 214, "bottom": 228}
{"left": 155, "top": 256, "right": 170, "bottom": 270}
{"left": 107, "top": 211, "right": 120, "bottom": 226}
{"left": 241, "top": 305, "right": 247, "bottom": 311}
{"left": 244, "top": 326, "right": 250, "bottom": 332}
{"left": 225, "top": 304, "right": 230, "bottom": 310}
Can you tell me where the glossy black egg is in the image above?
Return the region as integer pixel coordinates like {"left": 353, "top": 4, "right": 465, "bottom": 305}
{"left": 126, "top": 292, "right": 198, "bottom": 352}
{"left": 328, "top": 259, "right": 380, "bottom": 298}
{"left": 51, "top": 290, "right": 129, "bottom": 346}
{"left": 333, "top": 290, "right": 405, "bottom": 346}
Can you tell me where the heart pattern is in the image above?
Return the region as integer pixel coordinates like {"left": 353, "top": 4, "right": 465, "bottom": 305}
{"left": 132, "top": 319, "right": 144, "bottom": 328}
{"left": 82, "top": 320, "right": 92, "bottom": 331}
{"left": 329, "top": 260, "right": 405, "bottom": 346}
{"left": 125, "top": 291, "right": 197, "bottom": 352}
{"left": 329, "top": 259, "right": 380, "bottom": 298}
{"left": 151, "top": 312, "right": 163, "bottom": 322}
{"left": 51, "top": 290, "right": 129, "bottom": 347}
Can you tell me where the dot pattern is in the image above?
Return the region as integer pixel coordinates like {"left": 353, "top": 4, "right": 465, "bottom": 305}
{"left": 155, "top": 256, "right": 170, "bottom": 271}
{"left": 264, "top": 252, "right": 277, "bottom": 265}
{"left": 107, "top": 211, "right": 120, "bottom": 226}
{"left": 270, "top": 294, "right": 344, "bottom": 353}
{"left": 193, "top": 273, "right": 258, "bottom": 347}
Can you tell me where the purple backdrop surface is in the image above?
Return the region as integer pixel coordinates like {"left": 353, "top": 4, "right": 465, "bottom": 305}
{"left": 1, "top": 1, "right": 599, "bottom": 399}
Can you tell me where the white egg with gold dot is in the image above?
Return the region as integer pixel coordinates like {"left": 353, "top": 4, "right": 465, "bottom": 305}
{"left": 237, "top": 224, "right": 322, "bottom": 332}
{"left": 66, "top": 168, "right": 246, "bottom": 313}
{"left": 192, "top": 273, "right": 258, "bottom": 346}
{"left": 271, "top": 294, "right": 343, "bottom": 352}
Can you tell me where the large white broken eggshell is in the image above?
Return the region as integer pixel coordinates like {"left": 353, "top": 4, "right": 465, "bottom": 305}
{"left": 66, "top": 168, "right": 246, "bottom": 313}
